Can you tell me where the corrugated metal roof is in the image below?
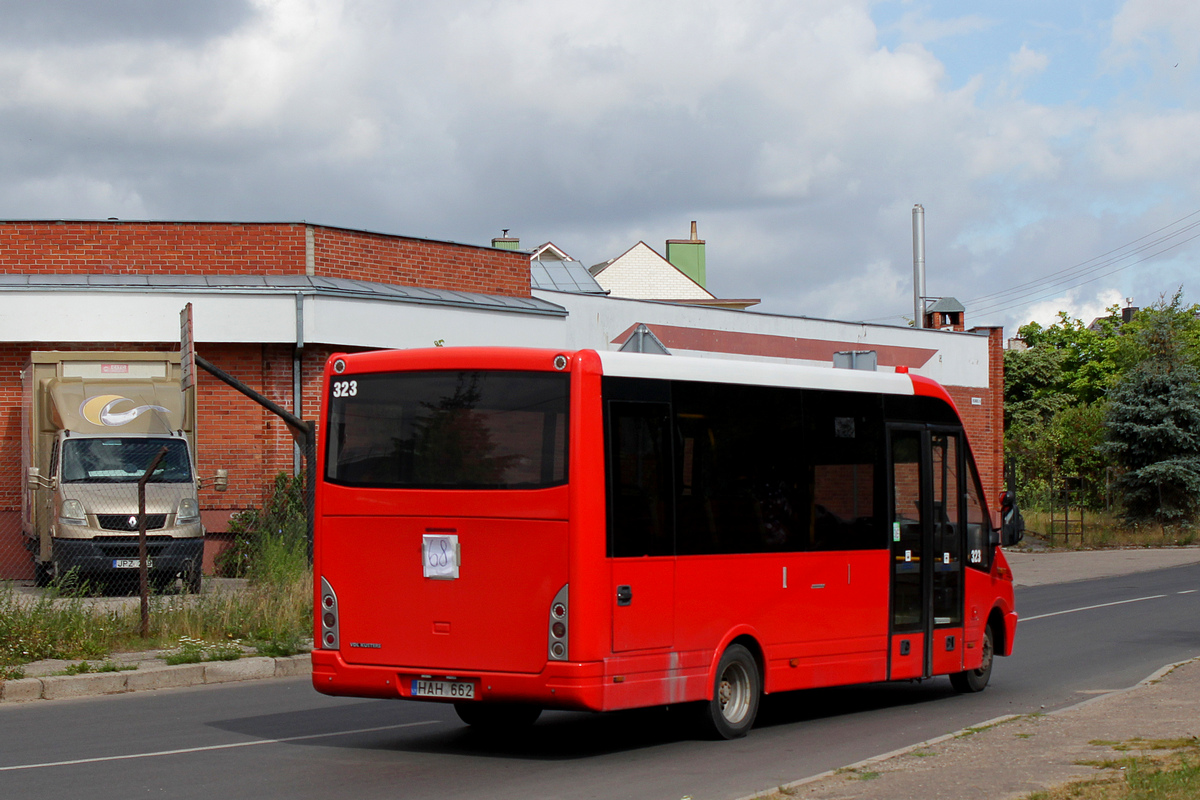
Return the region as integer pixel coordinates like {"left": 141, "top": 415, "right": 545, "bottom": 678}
{"left": 529, "top": 259, "right": 608, "bottom": 295}
{"left": 0, "top": 274, "right": 567, "bottom": 316}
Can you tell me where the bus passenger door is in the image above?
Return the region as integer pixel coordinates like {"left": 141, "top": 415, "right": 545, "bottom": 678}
{"left": 929, "top": 429, "right": 964, "bottom": 676}
{"left": 607, "top": 400, "right": 675, "bottom": 652}
{"left": 888, "top": 427, "right": 927, "bottom": 679}
{"left": 887, "top": 426, "right": 965, "bottom": 680}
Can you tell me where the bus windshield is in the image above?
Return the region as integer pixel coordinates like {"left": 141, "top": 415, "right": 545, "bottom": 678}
{"left": 325, "top": 370, "right": 569, "bottom": 489}
{"left": 61, "top": 437, "right": 193, "bottom": 484}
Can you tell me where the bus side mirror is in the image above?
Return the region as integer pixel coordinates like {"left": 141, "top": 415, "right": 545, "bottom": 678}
{"left": 998, "top": 489, "right": 1024, "bottom": 547}
{"left": 214, "top": 470, "right": 228, "bottom": 492}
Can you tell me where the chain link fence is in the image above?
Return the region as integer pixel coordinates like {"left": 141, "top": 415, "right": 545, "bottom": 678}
{"left": 2, "top": 437, "right": 314, "bottom": 598}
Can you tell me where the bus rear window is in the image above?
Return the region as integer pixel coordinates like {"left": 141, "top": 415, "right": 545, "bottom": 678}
{"left": 325, "top": 370, "right": 569, "bottom": 489}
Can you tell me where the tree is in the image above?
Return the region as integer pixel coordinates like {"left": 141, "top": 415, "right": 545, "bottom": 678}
{"left": 1105, "top": 293, "right": 1200, "bottom": 523}
{"left": 1005, "top": 310, "right": 1123, "bottom": 507}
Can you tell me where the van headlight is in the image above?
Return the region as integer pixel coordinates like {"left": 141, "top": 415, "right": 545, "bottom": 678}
{"left": 176, "top": 498, "right": 200, "bottom": 524}
{"left": 60, "top": 499, "right": 87, "bottom": 526}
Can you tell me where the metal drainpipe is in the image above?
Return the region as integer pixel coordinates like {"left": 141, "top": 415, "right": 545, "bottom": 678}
{"left": 294, "top": 292, "right": 304, "bottom": 476}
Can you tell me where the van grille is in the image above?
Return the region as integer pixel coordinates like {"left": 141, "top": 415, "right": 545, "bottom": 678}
{"left": 97, "top": 514, "right": 167, "bottom": 531}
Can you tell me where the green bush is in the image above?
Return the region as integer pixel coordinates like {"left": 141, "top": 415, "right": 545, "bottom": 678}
{"left": 216, "top": 472, "right": 309, "bottom": 584}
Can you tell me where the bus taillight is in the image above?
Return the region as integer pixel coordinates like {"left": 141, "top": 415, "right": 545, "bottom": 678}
{"left": 320, "top": 576, "right": 340, "bottom": 650}
{"left": 548, "top": 584, "right": 568, "bottom": 661}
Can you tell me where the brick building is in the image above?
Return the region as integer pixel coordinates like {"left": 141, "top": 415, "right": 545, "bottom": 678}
{"left": 0, "top": 221, "right": 564, "bottom": 579}
{"left": 0, "top": 219, "right": 1004, "bottom": 581}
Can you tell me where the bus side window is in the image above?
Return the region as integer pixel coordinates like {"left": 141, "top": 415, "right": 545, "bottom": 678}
{"left": 964, "top": 457, "right": 991, "bottom": 572}
{"left": 673, "top": 382, "right": 806, "bottom": 555}
{"left": 607, "top": 402, "right": 674, "bottom": 558}
{"left": 805, "top": 391, "right": 883, "bottom": 551}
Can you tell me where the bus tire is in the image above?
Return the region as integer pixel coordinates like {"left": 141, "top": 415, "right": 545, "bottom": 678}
{"left": 704, "top": 644, "right": 760, "bottom": 739}
{"left": 454, "top": 702, "right": 542, "bottom": 730}
{"left": 950, "top": 622, "right": 995, "bottom": 693}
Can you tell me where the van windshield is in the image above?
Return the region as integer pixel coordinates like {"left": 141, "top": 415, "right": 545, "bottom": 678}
{"left": 326, "top": 370, "right": 570, "bottom": 489}
{"left": 61, "top": 438, "right": 193, "bottom": 484}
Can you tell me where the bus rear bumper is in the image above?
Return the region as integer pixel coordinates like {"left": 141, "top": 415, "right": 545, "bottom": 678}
{"left": 310, "top": 649, "right": 609, "bottom": 711}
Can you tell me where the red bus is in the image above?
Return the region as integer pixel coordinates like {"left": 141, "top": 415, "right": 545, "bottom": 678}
{"left": 311, "top": 347, "right": 1019, "bottom": 738}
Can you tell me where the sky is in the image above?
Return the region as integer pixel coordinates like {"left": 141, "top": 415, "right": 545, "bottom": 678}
{"left": 1, "top": 0, "right": 1198, "bottom": 335}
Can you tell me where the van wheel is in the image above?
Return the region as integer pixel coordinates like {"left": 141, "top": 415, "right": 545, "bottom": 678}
{"left": 950, "top": 623, "right": 995, "bottom": 693}
{"left": 33, "top": 561, "right": 52, "bottom": 588}
{"left": 704, "top": 644, "right": 761, "bottom": 739}
{"left": 454, "top": 702, "right": 541, "bottom": 730}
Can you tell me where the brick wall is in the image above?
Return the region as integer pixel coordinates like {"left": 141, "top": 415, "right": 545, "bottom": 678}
{"left": 312, "top": 227, "right": 529, "bottom": 297}
{"left": 0, "top": 221, "right": 530, "bottom": 297}
{"left": 950, "top": 326, "right": 1005, "bottom": 512}
{"left": 0, "top": 222, "right": 308, "bottom": 274}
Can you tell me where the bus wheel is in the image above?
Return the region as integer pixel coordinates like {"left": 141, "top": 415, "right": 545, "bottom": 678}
{"left": 950, "top": 623, "right": 995, "bottom": 693}
{"left": 454, "top": 702, "right": 542, "bottom": 730}
{"left": 704, "top": 644, "right": 760, "bottom": 739}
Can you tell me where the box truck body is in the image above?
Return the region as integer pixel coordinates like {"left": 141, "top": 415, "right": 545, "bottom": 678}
{"left": 21, "top": 352, "right": 205, "bottom": 591}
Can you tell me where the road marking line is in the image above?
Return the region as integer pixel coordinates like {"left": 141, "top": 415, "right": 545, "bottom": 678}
{"left": 1023, "top": 594, "right": 1168, "bottom": 621}
{"left": 0, "top": 720, "right": 439, "bottom": 772}
{"left": 1179, "top": 589, "right": 1198, "bottom": 594}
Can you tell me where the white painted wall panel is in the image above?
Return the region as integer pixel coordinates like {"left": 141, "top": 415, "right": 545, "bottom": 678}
{"left": 535, "top": 289, "right": 992, "bottom": 388}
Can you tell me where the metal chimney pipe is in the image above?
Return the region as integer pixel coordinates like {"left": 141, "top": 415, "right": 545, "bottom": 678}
{"left": 912, "top": 204, "right": 926, "bottom": 328}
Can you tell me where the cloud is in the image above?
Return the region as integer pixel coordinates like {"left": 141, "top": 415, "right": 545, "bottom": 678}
{"left": 1108, "top": 0, "right": 1200, "bottom": 70}
{"left": 1008, "top": 44, "right": 1049, "bottom": 79}
{"left": 1024, "top": 287, "right": 1125, "bottom": 329}
{"left": 1092, "top": 110, "right": 1200, "bottom": 181}
{"left": 0, "top": 0, "right": 254, "bottom": 45}
{"left": 0, "top": 0, "right": 1195, "bottom": 338}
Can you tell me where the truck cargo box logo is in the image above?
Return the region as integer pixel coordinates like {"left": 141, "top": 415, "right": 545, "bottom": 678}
{"left": 80, "top": 395, "right": 170, "bottom": 427}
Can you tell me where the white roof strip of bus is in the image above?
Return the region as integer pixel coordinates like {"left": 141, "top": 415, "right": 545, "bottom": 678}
{"left": 595, "top": 351, "right": 915, "bottom": 396}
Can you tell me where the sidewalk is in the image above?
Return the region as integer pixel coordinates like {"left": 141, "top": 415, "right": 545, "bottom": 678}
{"left": 748, "top": 657, "right": 1200, "bottom": 800}
{"left": 0, "top": 652, "right": 310, "bottom": 703}
{"left": 1005, "top": 546, "right": 1200, "bottom": 587}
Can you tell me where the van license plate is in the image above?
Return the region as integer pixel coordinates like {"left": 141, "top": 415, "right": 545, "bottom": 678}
{"left": 112, "top": 558, "right": 153, "bottom": 569}
{"left": 412, "top": 679, "right": 474, "bottom": 699}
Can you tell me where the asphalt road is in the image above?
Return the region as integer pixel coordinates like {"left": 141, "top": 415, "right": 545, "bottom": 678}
{"left": 2, "top": 562, "right": 1198, "bottom": 800}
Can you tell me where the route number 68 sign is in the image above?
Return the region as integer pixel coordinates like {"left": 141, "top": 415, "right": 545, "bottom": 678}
{"left": 422, "top": 534, "right": 460, "bottom": 580}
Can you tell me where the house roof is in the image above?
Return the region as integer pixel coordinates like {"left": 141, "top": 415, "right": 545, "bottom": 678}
{"left": 925, "top": 296, "right": 966, "bottom": 314}
{"left": 529, "top": 259, "right": 608, "bottom": 295}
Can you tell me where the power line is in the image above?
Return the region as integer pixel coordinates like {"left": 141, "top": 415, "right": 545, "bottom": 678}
{"left": 969, "top": 227, "right": 1200, "bottom": 317}
{"left": 963, "top": 209, "right": 1200, "bottom": 308}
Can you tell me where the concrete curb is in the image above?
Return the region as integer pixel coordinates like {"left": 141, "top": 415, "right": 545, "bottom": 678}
{"left": 0, "top": 654, "right": 311, "bottom": 704}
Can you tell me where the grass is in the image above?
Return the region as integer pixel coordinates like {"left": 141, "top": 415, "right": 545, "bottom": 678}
{"left": 163, "top": 636, "right": 245, "bottom": 665}
{"left": 61, "top": 660, "right": 137, "bottom": 675}
{"left": 1020, "top": 509, "right": 1200, "bottom": 549}
{"left": 1026, "top": 737, "right": 1200, "bottom": 800}
{"left": 0, "top": 531, "right": 311, "bottom": 671}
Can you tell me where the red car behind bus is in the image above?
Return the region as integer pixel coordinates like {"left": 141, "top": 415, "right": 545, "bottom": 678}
{"left": 312, "top": 347, "right": 1019, "bottom": 738}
